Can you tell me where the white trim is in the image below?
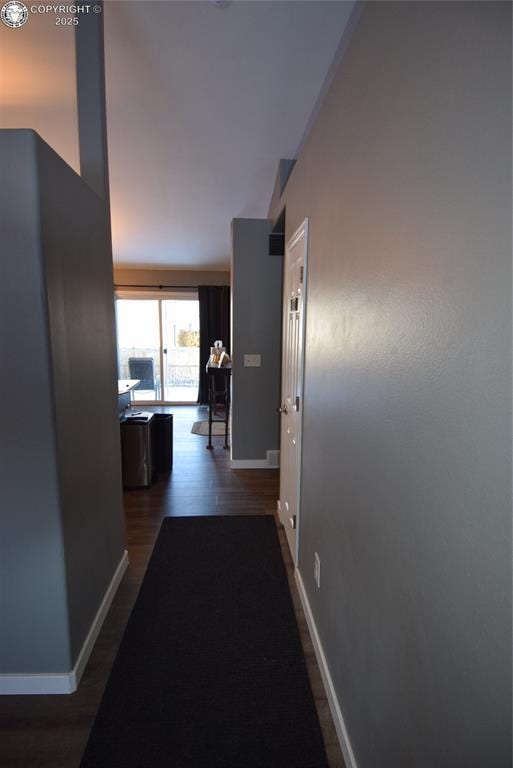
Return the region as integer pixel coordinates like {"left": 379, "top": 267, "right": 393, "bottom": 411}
{"left": 295, "top": 219, "right": 308, "bottom": 566}
{"left": 158, "top": 298, "right": 165, "bottom": 400}
{"left": 288, "top": 219, "right": 308, "bottom": 250}
{"left": 278, "top": 218, "right": 309, "bottom": 566}
{"left": 230, "top": 450, "right": 280, "bottom": 470}
{"left": 0, "top": 550, "right": 129, "bottom": 696}
{"left": 71, "top": 550, "right": 129, "bottom": 690}
{"left": 295, "top": 568, "right": 358, "bottom": 768}
{"left": 266, "top": 449, "right": 280, "bottom": 468}
{"left": 0, "top": 672, "right": 75, "bottom": 696}
{"left": 231, "top": 460, "right": 269, "bottom": 469}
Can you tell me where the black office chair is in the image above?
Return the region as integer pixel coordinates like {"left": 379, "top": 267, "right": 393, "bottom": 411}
{"left": 128, "top": 357, "right": 159, "bottom": 394}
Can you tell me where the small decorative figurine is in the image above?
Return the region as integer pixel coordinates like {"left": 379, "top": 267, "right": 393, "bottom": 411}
{"left": 207, "top": 340, "right": 231, "bottom": 369}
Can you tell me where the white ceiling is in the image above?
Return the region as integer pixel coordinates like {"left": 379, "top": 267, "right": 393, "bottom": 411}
{"left": 104, "top": 1, "right": 355, "bottom": 269}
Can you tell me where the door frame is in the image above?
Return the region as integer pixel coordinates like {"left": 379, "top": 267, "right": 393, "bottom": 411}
{"left": 278, "top": 218, "right": 309, "bottom": 565}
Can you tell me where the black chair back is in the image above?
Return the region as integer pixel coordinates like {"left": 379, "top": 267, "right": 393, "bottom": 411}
{"left": 128, "top": 357, "right": 155, "bottom": 390}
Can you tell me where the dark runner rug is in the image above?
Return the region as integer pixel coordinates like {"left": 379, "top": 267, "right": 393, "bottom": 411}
{"left": 80, "top": 515, "right": 329, "bottom": 768}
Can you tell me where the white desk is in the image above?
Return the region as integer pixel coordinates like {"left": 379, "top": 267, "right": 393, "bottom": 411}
{"left": 118, "top": 379, "right": 140, "bottom": 396}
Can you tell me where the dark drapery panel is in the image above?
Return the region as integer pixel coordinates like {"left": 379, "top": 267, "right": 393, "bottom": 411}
{"left": 197, "top": 285, "right": 231, "bottom": 404}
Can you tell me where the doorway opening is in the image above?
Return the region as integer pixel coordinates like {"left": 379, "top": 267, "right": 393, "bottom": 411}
{"left": 115, "top": 292, "right": 200, "bottom": 404}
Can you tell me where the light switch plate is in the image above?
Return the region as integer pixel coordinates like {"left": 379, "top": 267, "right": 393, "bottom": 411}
{"left": 244, "top": 354, "right": 261, "bottom": 367}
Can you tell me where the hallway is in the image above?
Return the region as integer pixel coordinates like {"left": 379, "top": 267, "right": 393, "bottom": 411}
{"left": 0, "top": 406, "right": 343, "bottom": 767}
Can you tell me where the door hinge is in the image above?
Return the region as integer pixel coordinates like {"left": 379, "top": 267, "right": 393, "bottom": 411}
{"left": 290, "top": 297, "right": 298, "bottom": 312}
{"left": 295, "top": 395, "right": 300, "bottom": 411}
{"left": 289, "top": 515, "right": 297, "bottom": 530}
{"left": 300, "top": 266, "right": 304, "bottom": 283}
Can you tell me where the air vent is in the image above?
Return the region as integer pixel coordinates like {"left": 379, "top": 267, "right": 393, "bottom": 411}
{"left": 269, "top": 232, "right": 285, "bottom": 256}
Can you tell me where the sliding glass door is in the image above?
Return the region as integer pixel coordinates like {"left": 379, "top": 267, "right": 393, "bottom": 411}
{"left": 116, "top": 299, "right": 161, "bottom": 400}
{"left": 161, "top": 300, "right": 200, "bottom": 401}
{"left": 116, "top": 294, "right": 200, "bottom": 403}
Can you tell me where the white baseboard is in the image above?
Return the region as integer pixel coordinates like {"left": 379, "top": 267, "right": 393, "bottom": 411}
{"left": 231, "top": 449, "right": 280, "bottom": 470}
{"left": 0, "top": 549, "right": 129, "bottom": 696}
{"left": 71, "top": 550, "right": 129, "bottom": 691}
{"left": 295, "top": 568, "right": 358, "bottom": 768}
{"left": 230, "top": 459, "right": 269, "bottom": 469}
{"left": 267, "top": 449, "right": 280, "bottom": 468}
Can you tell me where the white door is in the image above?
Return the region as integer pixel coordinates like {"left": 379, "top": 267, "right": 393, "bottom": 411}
{"left": 278, "top": 220, "right": 308, "bottom": 564}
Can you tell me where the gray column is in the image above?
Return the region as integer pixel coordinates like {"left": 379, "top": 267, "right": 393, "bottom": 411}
{"left": 75, "top": 1, "right": 110, "bottom": 205}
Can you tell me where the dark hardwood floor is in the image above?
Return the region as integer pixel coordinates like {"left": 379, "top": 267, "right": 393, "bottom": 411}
{"left": 0, "top": 405, "right": 344, "bottom": 768}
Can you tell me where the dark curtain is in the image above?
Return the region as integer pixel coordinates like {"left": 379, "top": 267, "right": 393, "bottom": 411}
{"left": 197, "top": 285, "right": 231, "bottom": 404}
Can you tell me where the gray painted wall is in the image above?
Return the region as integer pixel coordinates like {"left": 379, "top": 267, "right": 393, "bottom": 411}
{"left": 36, "top": 137, "right": 126, "bottom": 663}
{"left": 231, "top": 218, "right": 282, "bottom": 461}
{"left": 0, "top": 130, "right": 126, "bottom": 674}
{"left": 0, "top": 131, "right": 71, "bottom": 673}
{"left": 269, "top": 3, "right": 512, "bottom": 766}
